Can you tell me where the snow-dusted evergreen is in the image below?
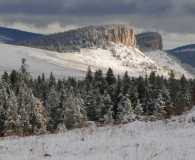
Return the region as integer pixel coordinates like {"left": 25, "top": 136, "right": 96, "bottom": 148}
{"left": 0, "top": 59, "right": 194, "bottom": 136}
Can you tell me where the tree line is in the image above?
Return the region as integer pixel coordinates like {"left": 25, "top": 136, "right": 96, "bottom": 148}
{"left": 0, "top": 59, "right": 194, "bottom": 136}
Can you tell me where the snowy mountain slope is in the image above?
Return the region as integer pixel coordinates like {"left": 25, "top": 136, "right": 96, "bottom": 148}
{"left": 0, "top": 42, "right": 193, "bottom": 78}
{"left": 145, "top": 50, "right": 194, "bottom": 78}
{"left": 167, "top": 44, "right": 195, "bottom": 68}
{"left": 0, "top": 42, "right": 154, "bottom": 77}
{"left": 1, "top": 108, "right": 195, "bottom": 160}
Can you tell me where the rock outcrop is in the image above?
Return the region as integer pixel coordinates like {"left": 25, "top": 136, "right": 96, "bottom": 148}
{"left": 136, "top": 32, "right": 163, "bottom": 52}
{"left": 18, "top": 24, "right": 136, "bottom": 52}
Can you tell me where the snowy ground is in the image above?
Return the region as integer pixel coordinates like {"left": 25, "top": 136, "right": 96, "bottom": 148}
{"left": 0, "top": 43, "right": 193, "bottom": 79}
{"left": 1, "top": 108, "right": 195, "bottom": 160}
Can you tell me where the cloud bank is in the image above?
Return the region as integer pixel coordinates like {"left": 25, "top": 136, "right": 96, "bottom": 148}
{"left": 0, "top": 0, "right": 195, "bottom": 48}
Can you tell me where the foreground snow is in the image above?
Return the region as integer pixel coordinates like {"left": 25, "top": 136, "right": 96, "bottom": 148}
{"left": 0, "top": 43, "right": 193, "bottom": 78}
{"left": 1, "top": 108, "right": 195, "bottom": 160}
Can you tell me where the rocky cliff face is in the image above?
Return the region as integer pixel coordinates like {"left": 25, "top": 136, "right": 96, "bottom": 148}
{"left": 99, "top": 24, "right": 136, "bottom": 48}
{"left": 18, "top": 24, "right": 136, "bottom": 52}
{"left": 136, "top": 32, "right": 163, "bottom": 52}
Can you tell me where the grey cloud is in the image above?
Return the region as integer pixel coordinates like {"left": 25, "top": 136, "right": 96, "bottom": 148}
{"left": 1, "top": 0, "right": 195, "bottom": 34}
{"left": 0, "top": 0, "right": 173, "bottom": 15}
{"left": 183, "top": 2, "right": 195, "bottom": 14}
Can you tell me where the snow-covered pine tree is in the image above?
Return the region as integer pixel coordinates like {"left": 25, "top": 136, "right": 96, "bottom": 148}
{"left": 85, "top": 89, "right": 104, "bottom": 122}
{"left": 93, "top": 69, "right": 106, "bottom": 93}
{"left": 47, "top": 86, "right": 60, "bottom": 131}
{"left": 1, "top": 71, "right": 9, "bottom": 83}
{"left": 116, "top": 94, "right": 134, "bottom": 123}
{"left": 102, "top": 92, "right": 114, "bottom": 124}
{"left": 32, "top": 99, "right": 48, "bottom": 135}
{"left": 134, "top": 100, "right": 143, "bottom": 116}
{"left": 122, "top": 71, "right": 131, "bottom": 94}
{"left": 60, "top": 88, "right": 86, "bottom": 129}
{"left": 0, "top": 81, "right": 18, "bottom": 136}
{"left": 106, "top": 68, "right": 116, "bottom": 85}
{"left": 16, "top": 81, "right": 37, "bottom": 135}
{"left": 168, "top": 70, "right": 179, "bottom": 106}
{"left": 85, "top": 67, "right": 93, "bottom": 92}
{"left": 49, "top": 72, "right": 56, "bottom": 88}
{"left": 20, "top": 58, "right": 32, "bottom": 84}
{"left": 175, "top": 75, "right": 192, "bottom": 114}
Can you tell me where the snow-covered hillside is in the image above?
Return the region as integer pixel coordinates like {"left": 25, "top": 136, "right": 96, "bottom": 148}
{"left": 145, "top": 50, "right": 194, "bottom": 78}
{"left": 0, "top": 43, "right": 193, "bottom": 78}
{"left": 1, "top": 108, "right": 195, "bottom": 160}
{"left": 0, "top": 43, "right": 85, "bottom": 78}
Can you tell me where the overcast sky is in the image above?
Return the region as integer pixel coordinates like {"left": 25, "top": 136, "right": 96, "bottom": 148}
{"left": 0, "top": 0, "right": 195, "bottom": 48}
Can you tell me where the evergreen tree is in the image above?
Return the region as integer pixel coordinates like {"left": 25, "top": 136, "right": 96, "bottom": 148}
{"left": 1, "top": 71, "right": 9, "bottom": 83}
{"left": 102, "top": 92, "right": 114, "bottom": 124}
{"left": 16, "top": 81, "right": 37, "bottom": 135}
{"left": 93, "top": 69, "right": 106, "bottom": 93}
{"left": 116, "top": 94, "right": 134, "bottom": 123}
{"left": 85, "top": 67, "right": 93, "bottom": 91}
{"left": 49, "top": 72, "right": 56, "bottom": 88}
{"left": 106, "top": 68, "right": 116, "bottom": 85}
{"left": 175, "top": 75, "right": 192, "bottom": 114}
{"left": 0, "top": 81, "right": 18, "bottom": 136}
{"left": 60, "top": 88, "right": 86, "bottom": 129}
{"left": 134, "top": 100, "right": 143, "bottom": 116}
{"left": 168, "top": 70, "right": 179, "bottom": 106}
{"left": 20, "top": 58, "right": 28, "bottom": 74}
{"left": 122, "top": 71, "right": 131, "bottom": 94}
{"left": 9, "top": 70, "right": 19, "bottom": 92}
{"left": 85, "top": 89, "right": 103, "bottom": 122}
{"left": 47, "top": 87, "right": 60, "bottom": 131}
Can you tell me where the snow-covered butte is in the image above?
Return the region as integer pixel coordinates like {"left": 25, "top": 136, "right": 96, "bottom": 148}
{"left": 1, "top": 108, "right": 195, "bottom": 160}
{"left": 17, "top": 24, "right": 137, "bottom": 52}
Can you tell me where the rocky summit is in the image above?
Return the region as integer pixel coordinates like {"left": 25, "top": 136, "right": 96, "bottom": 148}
{"left": 17, "top": 24, "right": 136, "bottom": 52}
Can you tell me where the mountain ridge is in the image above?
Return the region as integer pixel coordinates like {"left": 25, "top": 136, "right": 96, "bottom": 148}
{"left": 167, "top": 44, "right": 195, "bottom": 69}
{"left": 0, "top": 26, "right": 43, "bottom": 43}
{"left": 16, "top": 24, "right": 136, "bottom": 52}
